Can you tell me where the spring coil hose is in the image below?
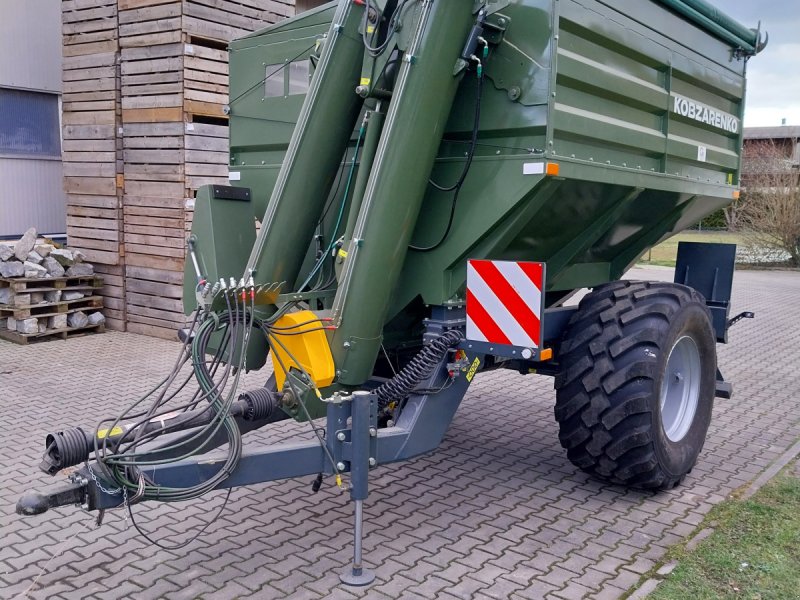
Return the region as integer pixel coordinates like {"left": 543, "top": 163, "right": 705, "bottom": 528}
{"left": 375, "top": 329, "right": 463, "bottom": 408}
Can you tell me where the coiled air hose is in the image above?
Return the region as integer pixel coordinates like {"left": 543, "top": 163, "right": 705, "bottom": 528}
{"left": 375, "top": 329, "right": 463, "bottom": 408}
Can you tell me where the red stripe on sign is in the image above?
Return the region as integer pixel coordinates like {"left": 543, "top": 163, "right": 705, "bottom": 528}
{"left": 470, "top": 260, "right": 541, "bottom": 346}
{"left": 518, "top": 262, "right": 544, "bottom": 289}
{"left": 466, "top": 289, "right": 512, "bottom": 346}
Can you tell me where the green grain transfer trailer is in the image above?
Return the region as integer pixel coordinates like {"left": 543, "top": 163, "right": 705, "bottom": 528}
{"left": 21, "top": 0, "right": 763, "bottom": 585}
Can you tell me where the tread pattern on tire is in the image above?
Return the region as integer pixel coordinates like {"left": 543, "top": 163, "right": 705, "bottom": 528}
{"left": 554, "top": 280, "right": 711, "bottom": 490}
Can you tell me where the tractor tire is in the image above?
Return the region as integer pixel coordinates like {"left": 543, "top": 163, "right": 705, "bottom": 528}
{"left": 554, "top": 280, "right": 716, "bottom": 490}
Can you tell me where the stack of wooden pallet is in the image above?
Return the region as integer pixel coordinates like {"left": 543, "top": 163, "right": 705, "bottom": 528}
{"left": 0, "top": 276, "right": 105, "bottom": 345}
{"left": 62, "top": 0, "right": 125, "bottom": 331}
{"left": 62, "top": 0, "right": 294, "bottom": 340}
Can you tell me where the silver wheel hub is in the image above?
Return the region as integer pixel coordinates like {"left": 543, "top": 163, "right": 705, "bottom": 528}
{"left": 659, "top": 335, "right": 701, "bottom": 442}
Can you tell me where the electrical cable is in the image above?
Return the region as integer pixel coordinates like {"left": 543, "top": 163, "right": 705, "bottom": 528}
{"left": 298, "top": 122, "right": 366, "bottom": 291}
{"left": 409, "top": 70, "right": 484, "bottom": 252}
{"left": 362, "top": 0, "right": 414, "bottom": 57}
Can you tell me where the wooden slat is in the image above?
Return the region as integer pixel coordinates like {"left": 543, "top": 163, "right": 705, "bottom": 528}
{"left": 122, "top": 106, "right": 184, "bottom": 123}
{"left": 125, "top": 252, "right": 185, "bottom": 272}
{"left": 64, "top": 177, "right": 117, "bottom": 196}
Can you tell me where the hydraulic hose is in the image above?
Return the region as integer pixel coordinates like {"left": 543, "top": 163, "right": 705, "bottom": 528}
{"left": 375, "top": 329, "right": 463, "bottom": 407}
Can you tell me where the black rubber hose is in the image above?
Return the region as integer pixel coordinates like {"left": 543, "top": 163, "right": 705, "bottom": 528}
{"left": 239, "top": 387, "right": 279, "bottom": 421}
{"left": 41, "top": 428, "right": 90, "bottom": 475}
{"left": 375, "top": 330, "right": 463, "bottom": 407}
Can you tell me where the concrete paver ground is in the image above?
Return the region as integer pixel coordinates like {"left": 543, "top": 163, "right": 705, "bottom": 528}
{"left": 1, "top": 266, "right": 799, "bottom": 599}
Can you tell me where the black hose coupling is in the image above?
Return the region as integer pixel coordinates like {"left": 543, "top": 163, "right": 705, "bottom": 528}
{"left": 40, "top": 428, "right": 91, "bottom": 476}
{"left": 239, "top": 387, "right": 281, "bottom": 421}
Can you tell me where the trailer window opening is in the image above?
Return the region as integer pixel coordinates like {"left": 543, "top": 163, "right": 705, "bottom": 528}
{"left": 288, "top": 59, "right": 310, "bottom": 95}
{"left": 264, "top": 63, "right": 285, "bottom": 98}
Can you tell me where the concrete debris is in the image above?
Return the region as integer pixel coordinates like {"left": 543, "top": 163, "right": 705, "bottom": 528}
{"left": 48, "top": 314, "right": 68, "bottom": 329}
{"left": 45, "top": 290, "right": 62, "bottom": 303}
{"left": 13, "top": 228, "right": 37, "bottom": 261}
{"left": 73, "top": 250, "right": 86, "bottom": 263}
{"left": 62, "top": 291, "right": 84, "bottom": 301}
{"left": 38, "top": 321, "right": 47, "bottom": 333}
{"left": 30, "top": 292, "right": 45, "bottom": 304}
{"left": 17, "top": 317, "right": 39, "bottom": 334}
{"left": 87, "top": 312, "right": 105, "bottom": 326}
{"left": 0, "top": 261, "right": 25, "bottom": 278}
{"left": 66, "top": 263, "right": 94, "bottom": 277}
{"left": 42, "top": 256, "right": 65, "bottom": 277}
{"left": 24, "top": 262, "right": 48, "bottom": 278}
{"left": 35, "top": 245, "right": 54, "bottom": 258}
{"left": 67, "top": 312, "right": 89, "bottom": 328}
{"left": 26, "top": 251, "right": 44, "bottom": 265}
{"left": 7, "top": 316, "right": 17, "bottom": 331}
{"left": 50, "top": 249, "right": 75, "bottom": 267}
{"left": 0, "top": 245, "right": 13, "bottom": 261}
{"left": 0, "top": 288, "right": 11, "bottom": 305}
{"left": 13, "top": 294, "right": 31, "bottom": 307}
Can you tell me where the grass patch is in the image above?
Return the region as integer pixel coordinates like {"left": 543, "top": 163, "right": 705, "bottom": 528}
{"left": 649, "top": 468, "right": 800, "bottom": 600}
{"left": 638, "top": 231, "right": 744, "bottom": 268}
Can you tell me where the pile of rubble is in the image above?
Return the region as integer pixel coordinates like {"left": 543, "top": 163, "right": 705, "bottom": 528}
{"left": 0, "top": 227, "right": 94, "bottom": 279}
{"left": 0, "top": 228, "right": 105, "bottom": 341}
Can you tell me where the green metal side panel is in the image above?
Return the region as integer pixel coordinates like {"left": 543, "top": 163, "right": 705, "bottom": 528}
{"left": 223, "top": 0, "right": 756, "bottom": 338}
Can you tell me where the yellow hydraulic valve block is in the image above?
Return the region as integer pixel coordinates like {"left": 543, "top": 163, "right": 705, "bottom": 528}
{"left": 269, "top": 310, "right": 335, "bottom": 390}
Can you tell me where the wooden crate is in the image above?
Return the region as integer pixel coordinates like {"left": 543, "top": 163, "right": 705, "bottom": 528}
{"left": 62, "top": 0, "right": 127, "bottom": 328}
{"left": 64, "top": 0, "right": 296, "bottom": 339}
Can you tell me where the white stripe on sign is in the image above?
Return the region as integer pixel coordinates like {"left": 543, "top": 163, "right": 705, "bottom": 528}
{"left": 465, "top": 315, "right": 488, "bottom": 343}
{"left": 493, "top": 260, "right": 542, "bottom": 310}
{"left": 467, "top": 262, "right": 536, "bottom": 346}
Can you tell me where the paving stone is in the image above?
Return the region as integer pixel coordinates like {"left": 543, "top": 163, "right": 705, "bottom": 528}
{"left": 0, "top": 267, "right": 798, "bottom": 599}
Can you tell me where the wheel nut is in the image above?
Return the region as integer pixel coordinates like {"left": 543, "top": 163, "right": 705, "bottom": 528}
{"left": 369, "top": 427, "right": 377, "bottom": 437}
{"left": 336, "top": 462, "right": 346, "bottom": 471}
{"left": 336, "top": 432, "right": 346, "bottom": 441}
{"left": 368, "top": 458, "right": 377, "bottom": 467}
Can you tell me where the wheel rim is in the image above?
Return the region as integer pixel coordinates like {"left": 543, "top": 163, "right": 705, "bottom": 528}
{"left": 659, "top": 335, "right": 701, "bottom": 442}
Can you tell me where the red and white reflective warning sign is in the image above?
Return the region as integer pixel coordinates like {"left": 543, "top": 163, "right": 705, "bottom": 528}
{"left": 466, "top": 260, "right": 545, "bottom": 348}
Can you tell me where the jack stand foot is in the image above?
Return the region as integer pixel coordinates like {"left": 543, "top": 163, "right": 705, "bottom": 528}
{"left": 340, "top": 567, "right": 375, "bottom": 587}
{"left": 340, "top": 498, "right": 375, "bottom": 586}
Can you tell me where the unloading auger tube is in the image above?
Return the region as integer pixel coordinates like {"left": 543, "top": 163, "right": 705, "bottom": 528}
{"left": 18, "top": 0, "right": 761, "bottom": 587}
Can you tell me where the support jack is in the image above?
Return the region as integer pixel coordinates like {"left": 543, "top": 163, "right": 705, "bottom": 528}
{"left": 339, "top": 391, "right": 376, "bottom": 587}
{"left": 340, "top": 499, "right": 375, "bottom": 586}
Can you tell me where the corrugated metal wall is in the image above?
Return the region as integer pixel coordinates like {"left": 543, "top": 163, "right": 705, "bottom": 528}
{"left": 0, "top": 0, "right": 65, "bottom": 238}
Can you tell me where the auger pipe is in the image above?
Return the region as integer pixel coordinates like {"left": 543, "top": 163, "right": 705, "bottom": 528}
{"left": 244, "top": 0, "right": 366, "bottom": 296}
{"left": 656, "top": 0, "right": 762, "bottom": 53}
{"left": 329, "top": 1, "right": 478, "bottom": 385}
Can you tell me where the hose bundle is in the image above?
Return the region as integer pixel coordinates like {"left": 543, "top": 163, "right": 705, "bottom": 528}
{"left": 375, "top": 329, "right": 463, "bottom": 407}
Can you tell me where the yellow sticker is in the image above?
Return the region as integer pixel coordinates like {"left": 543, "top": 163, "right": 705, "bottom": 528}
{"left": 366, "top": 25, "right": 375, "bottom": 34}
{"left": 727, "top": 172, "right": 733, "bottom": 185}
{"left": 338, "top": 248, "right": 348, "bottom": 258}
{"left": 360, "top": 77, "right": 371, "bottom": 86}
{"left": 465, "top": 357, "right": 480, "bottom": 382}
{"left": 97, "top": 426, "right": 123, "bottom": 439}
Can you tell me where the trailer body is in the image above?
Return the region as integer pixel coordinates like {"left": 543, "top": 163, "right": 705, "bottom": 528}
{"left": 21, "top": 0, "right": 762, "bottom": 585}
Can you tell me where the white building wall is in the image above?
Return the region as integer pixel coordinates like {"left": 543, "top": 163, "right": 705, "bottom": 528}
{"left": 0, "top": 0, "right": 65, "bottom": 238}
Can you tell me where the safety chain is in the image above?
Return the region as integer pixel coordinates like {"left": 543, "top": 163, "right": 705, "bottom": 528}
{"left": 85, "top": 462, "right": 122, "bottom": 496}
